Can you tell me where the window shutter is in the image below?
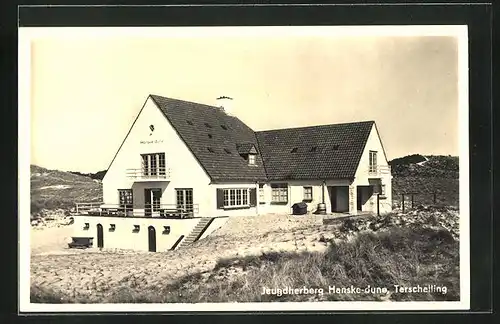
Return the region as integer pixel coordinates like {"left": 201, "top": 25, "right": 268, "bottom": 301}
{"left": 249, "top": 188, "right": 257, "bottom": 206}
{"left": 216, "top": 189, "right": 224, "bottom": 209}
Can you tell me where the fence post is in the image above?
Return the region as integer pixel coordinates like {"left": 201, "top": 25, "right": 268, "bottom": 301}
{"left": 401, "top": 194, "right": 405, "bottom": 213}
{"left": 377, "top": 193, "right": 380, "bottom": 216}
{"left": 411, "top": 194, "right": 414, "bottom": 209}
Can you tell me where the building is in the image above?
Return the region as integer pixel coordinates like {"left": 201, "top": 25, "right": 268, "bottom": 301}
{"left": 71, "top": 94, "right": 392, "bottom": 251}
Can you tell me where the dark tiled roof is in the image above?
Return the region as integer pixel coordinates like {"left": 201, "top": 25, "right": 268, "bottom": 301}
{"left": 150, "top": 95, "right": 267, "bottom": 182}
{"left": 149, "top": 94, "right": 374, "bottom": 182}
{"left": 256, "top": 121, "right": 374, "bottom": 180}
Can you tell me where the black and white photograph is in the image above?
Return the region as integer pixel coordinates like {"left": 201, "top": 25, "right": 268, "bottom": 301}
{"left": 19, "top": 25, "right": 469, "bottom": 312}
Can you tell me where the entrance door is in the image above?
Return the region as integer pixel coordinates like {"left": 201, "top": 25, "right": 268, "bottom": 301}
{"left": 176, "top": 189, "right": 194, "bottom": 214}
{"left": 148, "top": 226, "right": 156, "bottom": 252}
{"left": 96, "top": 224, "right": 104, "bottom": 248}
{"left": 144, "top": 188, "right": 162, "bottom": 217}
{"left": 357, "top": 187, "right": 363, "bottom": 211}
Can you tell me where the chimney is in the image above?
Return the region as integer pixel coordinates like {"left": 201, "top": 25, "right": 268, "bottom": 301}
{"left": 216, "top": 96, "right": 233, "bottom": 115}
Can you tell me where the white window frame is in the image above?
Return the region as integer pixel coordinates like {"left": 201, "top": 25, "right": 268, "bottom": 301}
{"left": 223, "top": 188, "right": 250, "bottom": 209}
{"left": 303, "top": 186, "right": 313, "bottom": 201}
{"left": 248, "top": 154, "right": 256, "bottom": 165}
{"left": 271, "top": 183, "right": 288, "bottom": 204}
{"left": 141, "top": 152, "right": 166, "bottom": 176}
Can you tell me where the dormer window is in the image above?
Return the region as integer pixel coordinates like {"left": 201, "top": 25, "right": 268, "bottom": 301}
{"left": 248, "top": 154, "right": 256, "bottom": 165}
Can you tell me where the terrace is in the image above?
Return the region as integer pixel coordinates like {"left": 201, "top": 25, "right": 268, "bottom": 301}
{"left": 75, "top": 203, "right": 199, "bottom": 219}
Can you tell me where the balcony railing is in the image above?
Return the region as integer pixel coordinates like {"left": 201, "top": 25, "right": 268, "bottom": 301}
{"left": 368, "top": 165, "right": 392, "bottom": 177}
{"left": 126, "top": 167, "right": 171, "bottom": 181}
{"left": 75, "top": 202, "right": 199, "bottom": 218}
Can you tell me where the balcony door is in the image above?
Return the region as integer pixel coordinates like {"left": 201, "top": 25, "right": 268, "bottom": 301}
{"left": 141, "top": 153, "right": 166, "bottom": 177}
{"left": 144, "top": 188, "right": 162, "bottom": 217}
{"left": 176, "top": 188, "right": 193, "bottom": 214}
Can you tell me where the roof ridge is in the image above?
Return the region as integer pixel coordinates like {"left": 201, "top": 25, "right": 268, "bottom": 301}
{"left": 255, "top": 120, "right": 375, "bottom": 133}
{"left": 149, "top": 94, "right": 221, "bottom": 110}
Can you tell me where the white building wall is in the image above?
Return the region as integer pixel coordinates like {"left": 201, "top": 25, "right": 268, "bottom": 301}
{"left": 71, "top": 215, "right": 200, "bottom": 252}
{"left": 102, "top": 97, "right": 212, "bottom": 216}
{"left": 257, "top": 179, "right": 351, "bottom": 215}
{"left": 353, "top": 124, "right": 393, "bottom": 214}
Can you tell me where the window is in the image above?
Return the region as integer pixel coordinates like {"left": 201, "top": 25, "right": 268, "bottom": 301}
{"left": 259, "top": 184, "right": 265, "bottom": 204}
{"left": 224, "top": 148, "right": 231, "bottom": 154}
{"left": 271, "top": 184, "right": 288, "bottom": 204}
{"left": 208, "top": 134, "right": 213, "bottom": 139}
{"left": 333, "top": 144, "right": 340, "bottom": 150}
{"left": 310, "top": 147, "right": 317, "bottom": 152}
{"left": 303, "top": 186, "right": 313, "bottom": 201}
{"left": 221, "top": 125, "right": 228, "bottom": 130}
{"left": 369, "top": 151, "right": 378, "bottom": 172}
{"left": 118, "top": 189, "right": 133, "bottom": 209}
{"left": 204, "top": 122, "right": 212, "bottom": 128}
{"left": 141, "top": 153, "right": 166, "bottom": 176}
{"left": 291, "top": 147, "right": 298, "bottom": 153}
{"left": 186, "top": 120, "right": 193, "bottom": 125}
{"left": 223, "top": 188, "right": 250, "bottom": 208}
{"left": 151, "top": 189, "right": 162, "bottom": 212}
{"left": 248, "top": 154, "right": 256, "bottom": 165}
{"left": 207, "top": 147, "right": 215, "bottom": 153}
{"left": 176, "top": 189, "right": 194, "bottom": 213}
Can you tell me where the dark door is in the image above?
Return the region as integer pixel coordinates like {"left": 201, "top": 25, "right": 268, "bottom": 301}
{"left": 97, "top": 224, "right": 104, "bottom": 248}
{"left": 357, "top": 187, "right": 363, "bottom": 211}
{"left": 148, "top": 226, "right": 156, "bottom": 252}
{"left": 329, "top": 187, "right": 337, "bottom": 212}
{"left": 144, "top": 189, "right": 152, "bottom": 217}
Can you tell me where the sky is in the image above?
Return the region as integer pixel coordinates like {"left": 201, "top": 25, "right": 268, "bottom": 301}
{"left": 26, "top": 27, "right": 463, "bottom": 173}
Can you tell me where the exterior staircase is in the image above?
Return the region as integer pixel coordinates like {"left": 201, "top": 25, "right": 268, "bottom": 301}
{"left": 177, "top": 217, "right": 215, "bottom": 249}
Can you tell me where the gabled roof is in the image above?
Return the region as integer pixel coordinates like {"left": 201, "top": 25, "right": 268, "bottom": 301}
{"left": 141, "top": 95, "right": 375, "bottom": 182}
{"left": 150, "top": 95, "right": 267, "bottom": 182}
{"left": 255, "top": 121, "right": 375, "bottom": 180}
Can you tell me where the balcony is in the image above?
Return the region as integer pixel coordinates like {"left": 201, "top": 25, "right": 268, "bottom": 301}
{"left": 126, "top": 167, "right": 171, "bottom": 181}
{"left": 368, "top": 165, "right": 391, "bottom": 178}
{"left": 75, "top": 203, "right": 199, "bottom": 219}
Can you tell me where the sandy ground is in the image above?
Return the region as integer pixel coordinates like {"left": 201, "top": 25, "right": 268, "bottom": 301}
{"left": 30, "top": 213, "right": 343, "bottom": 302}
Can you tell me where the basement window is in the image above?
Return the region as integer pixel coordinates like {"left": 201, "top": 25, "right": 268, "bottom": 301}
{"left": 204, "top": 122, "right": 212, "bottom": 128}
{"left": 83, "top": 223, "right": 89, "bottom": 230}
{"left": 132, "top": 225, "right": 140, "bottom": 233}
{"left": 207, "top": 147, "right": 215, "bottom": 153}
{"left": 109, "top": 224, "right": 116, "bottom": 232}
{"left": 186, "top": 120, "right": 193, "bottom": 126}
{"left": 291, "top": 147, "right": 298, "bottom": 153}
{"left": 162, "top": 226, "right": 171, "bottom": 235}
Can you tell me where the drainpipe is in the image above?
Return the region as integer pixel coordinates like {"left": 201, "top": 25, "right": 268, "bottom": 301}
{"left": 322, "top": 180, "right": 325, "bottom": 204}
{"left": 255, "top": 182, "right": 259, "bottom": 215}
